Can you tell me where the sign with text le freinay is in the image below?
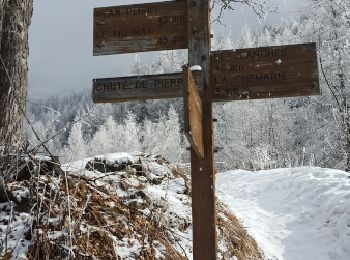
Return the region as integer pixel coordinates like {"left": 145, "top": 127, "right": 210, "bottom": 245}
{"left": 93, "top": 1, "right": 187, "bottom": 55}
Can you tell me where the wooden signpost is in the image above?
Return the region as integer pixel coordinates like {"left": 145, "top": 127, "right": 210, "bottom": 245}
{"left": 92, "top": 71, "right": 203, "bottom": 103}
{"left": 211, "top": 43, "right": 320, "bottom": 101}
{"left": 93, "top": 0, "right": 187, "bottom": 55}
{"left": 183, "top": 66, "right": 204, "bottom": 158}
{"left": 92, "top": 0, "right": 320, "bottom": 259}
{"left": 93, "top": 43, "right": 319, "bottom": 103}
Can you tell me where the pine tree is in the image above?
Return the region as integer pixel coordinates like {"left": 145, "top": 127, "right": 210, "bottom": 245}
{"left": 123, "top": 111, "right": 141, "bottom": 152}
{"left": 161, "top": 105, "right": 183, "bottom": 163}
{"left": 64, "top": 116, "right": 86, "bottom": 162}
{"left": 88, "top": 123, "right": 109, "bottom": 156}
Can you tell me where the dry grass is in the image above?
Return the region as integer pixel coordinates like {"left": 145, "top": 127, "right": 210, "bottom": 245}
{"left": 217, "top": 202, "right": 263, "bottom": 260}
{"left": 1, "top": 156, "right": 264, "bottom": 259}
{"left": 25, "top": 174, "right": 185, "bottom": 260}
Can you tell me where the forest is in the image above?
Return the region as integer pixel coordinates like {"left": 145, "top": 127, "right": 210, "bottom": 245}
{"left": 1, "top": 0, "right": 350, "bottom": 259}
{"left": 25, "top": 0, "right": 350, "bottom": 171}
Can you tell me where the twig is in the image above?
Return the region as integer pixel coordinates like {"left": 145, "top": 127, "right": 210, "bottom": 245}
{"left": 319, "top": 54, "right": 342, "bottom": 112}
{"left": 63, "top": 170, "right": 73, "bottom": 257}
{"left": 90, "top": 171, "right": 120, "bottom": 182}
{"left": 73, "top": 194, "right": 91, "bottom": 233}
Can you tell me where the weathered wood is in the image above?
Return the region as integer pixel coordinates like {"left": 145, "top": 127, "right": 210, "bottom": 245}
{"left": 93, "top": 0, "right": 187, "bottom": 55}
{"left": 183, "top": 66, "right": 204, "bottom": 158}
{"left": 211, "top": 43, "right": 320, "bottom": 101}
{"left": 92, "top": 2, "right": 321, "bottom": 260}
{"left": 0, "top": 0, "right": 33, "bottom": 148}
{"left": 187, "top": 0, "right": 217, "bottom": 259}
{"left": 92, "top": 71, "right": 203, "bottom": 103}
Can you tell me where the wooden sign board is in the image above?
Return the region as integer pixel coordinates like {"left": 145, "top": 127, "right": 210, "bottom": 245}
{"left": 211, "top": 42, "right": 320, "bottom": 101}
{"left": 183, "top": 66, "right": 204, "bottom": 158}
{"left": 93, "top": 0, "right": 187, "bottom": 55}
{"left": 92, "top": 71, "right": 203, "bottom": 103}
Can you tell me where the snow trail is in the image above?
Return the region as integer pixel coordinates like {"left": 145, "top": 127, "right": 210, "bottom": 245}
{"left": 217, "top": 167, "right": 350, "bottom": 260}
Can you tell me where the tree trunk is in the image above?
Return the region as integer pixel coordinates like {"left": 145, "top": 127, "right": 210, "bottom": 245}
{"left": 0, "top": 0, "right": 33, "bottom": 149}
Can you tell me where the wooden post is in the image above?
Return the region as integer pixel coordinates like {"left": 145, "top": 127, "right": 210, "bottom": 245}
{"left": 92, "top": 2, "right": 320, "bottom": 259}
{"left": 183, "top": 65, "right": 204, "bottom": 158}
{"left": 187, "top": 0, "right": 217, "bottom": 259}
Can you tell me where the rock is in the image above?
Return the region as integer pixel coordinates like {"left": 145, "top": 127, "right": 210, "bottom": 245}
{"left": 85, "top": 158, "right": 133, "bottom": 173}
{"left": 0, "top": 186, "right": 10, "bottom": 203}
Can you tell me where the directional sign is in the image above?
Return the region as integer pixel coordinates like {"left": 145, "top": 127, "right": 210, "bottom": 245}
{"left": 92, "top": 0, "right": 321, "bottom": 258}
{"left": 211, "top": 42, "right": 320, "bottom": 101}
{"left": 183, "top": 66, "right": 204, "bottom": 158}
{"left": 93, "top": 0, "right": 187, "bottom": 55}
{"left": 92, "top": 72, "right": 203, "bottom": 103}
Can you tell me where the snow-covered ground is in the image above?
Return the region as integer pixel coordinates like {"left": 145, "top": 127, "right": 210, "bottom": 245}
{"left": 61, "top": 152, "right": 140, "bottom": 172}
{"left": 2, "top": 152, "right": 262, "bottom": 259}
{"left": 4, "top": 152, "right": 350, "bottom": 259}
{"left": 217, "top": 167, "right": 350, "bottom": 260}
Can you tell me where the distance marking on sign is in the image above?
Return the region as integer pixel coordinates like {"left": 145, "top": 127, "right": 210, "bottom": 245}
{"left": 93, "top": 0, "right": 187, "bottom": 55}
{"left": 211, "top": 42, "right": 320, "bottom": 101}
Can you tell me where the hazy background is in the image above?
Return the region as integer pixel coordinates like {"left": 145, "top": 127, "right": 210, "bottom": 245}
{"left": 28, "top": 0, "right": 305, "bottom": 98}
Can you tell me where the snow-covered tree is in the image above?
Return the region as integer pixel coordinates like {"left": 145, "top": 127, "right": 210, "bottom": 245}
{"left": 160, "top": 105, "right": 183, "bottom": 163}
{"left": 88, "top": 121, "right": 110, "bottom": 156}
{"left": 122, "top": 111, "right": 141, "bottom": 152}
{"left": 142, "top": 106, "right": 184, "bottom": 163}
{"left": 300, "top": 0, "right": 350, "bottom": 170}
{"left": 64, "top": 116, "right": 86, "bottom": 162}
{"left": 129, "top": 54, "right": 148, "bottom": 76}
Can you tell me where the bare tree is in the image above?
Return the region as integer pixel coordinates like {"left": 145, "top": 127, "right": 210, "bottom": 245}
{"left": 0, "top": 0, "right": 33, "bottom": 149}
{"left": 211, "top": 0, "right": 273, "bottom": 23}
{"left": 305, "top": 0, "right": 350, "bottom": 170}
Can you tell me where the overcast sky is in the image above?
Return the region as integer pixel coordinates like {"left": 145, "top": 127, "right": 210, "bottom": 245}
{"left": 28, "top": 0, "right": 305, "bottom": 99}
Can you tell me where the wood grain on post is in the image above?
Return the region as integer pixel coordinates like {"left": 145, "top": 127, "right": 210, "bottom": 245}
{"left": 187, "top": 0, "right": 217, "bottom": 259}
{"left": 183, "top": 65, "right": 204, "bottom": 158}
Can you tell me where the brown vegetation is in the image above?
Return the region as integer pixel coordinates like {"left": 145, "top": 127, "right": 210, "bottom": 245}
{"left": 1, "top": 156, "right": 263, "bottom": 259}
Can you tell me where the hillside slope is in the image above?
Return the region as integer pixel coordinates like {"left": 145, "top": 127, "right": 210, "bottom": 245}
{"left": 1, "top": 153, "right": 262, "bottom": 259}
{"left": 217, "top": 167, "right": 350, "bottom": 260}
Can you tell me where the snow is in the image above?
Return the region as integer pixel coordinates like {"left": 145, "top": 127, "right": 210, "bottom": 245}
{"left": 61, "top": 157, "right": 94, "bottom": 171}
{"left": 190, "top": 65, "right": 202, "bottom": 71}
{"left": 217, "top": 167, "right": 350, "bottom": 260}
{"left": 22, "top": 154, "right": 51, "bottom": 162}
{"left": 0, "top": 203, "right": 31, "bottom": 259}
{"left": 142, "top": 162, "right": 193, "bottom": 257}
{"left": 61, "top": 152, "right": 140, "bottom": 172}
{"left": 94, "top": 152, "right": 139, "bottom": 164}
{"left": 57, "top": 155, "right": 196, "bottom": 259}
{"left": 275, "top": 59, "right": 282, "bottom": 66}
{"left": 6, "top": 149, "right": 350, "bottom": 259}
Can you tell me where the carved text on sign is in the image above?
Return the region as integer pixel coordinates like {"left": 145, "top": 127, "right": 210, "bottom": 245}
{"left": 211, "top": 43, "right": 320, "bottom": 101}
{"left": 94, "top": 6, "right": 159, "bottom": 17}
{"left": 93, "top": 1, "right": 187, "bottom": 55}
{"left": 94, "top": 78, "right": 184, "bottom": 92}
{"left": 92, "top": 71, "right": 203, "bottom": 103}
